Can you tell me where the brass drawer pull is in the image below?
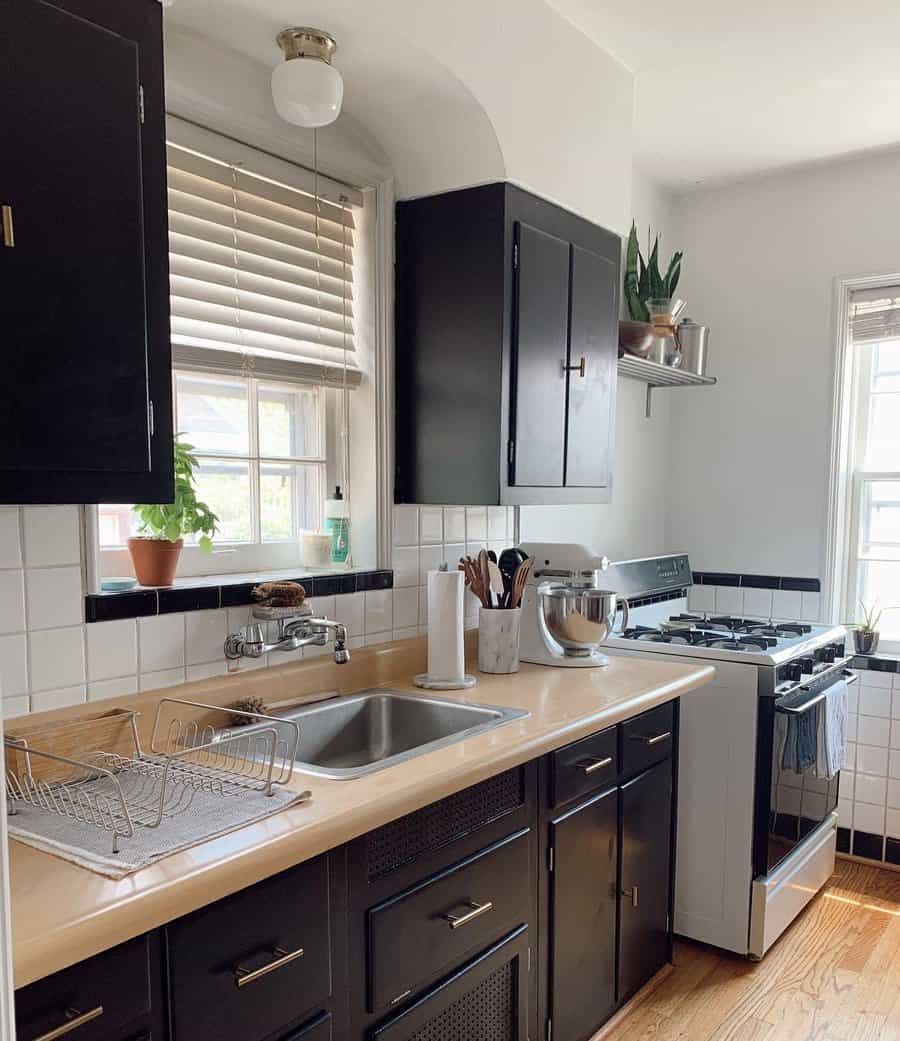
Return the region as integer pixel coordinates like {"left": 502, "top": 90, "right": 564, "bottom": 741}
{"left": 622, "top": 885, "right": 639, "bottom": 908}
{"left": 31, "top": 1006, "right": 104, "bottom": 1041}
{"left": 441, "top": 900, "right": 494, "bottom": 930}
{"left": 1, "top": 205, "right": 14, "bottom": 248}
{"left": 634, "top": 731, "right": 671, "bottom": 747}
{"left": 578, "top": 756, "right": 613, "bottom": 775}
{"left": 234, "top": 945, "right": 305, "bottom": 988}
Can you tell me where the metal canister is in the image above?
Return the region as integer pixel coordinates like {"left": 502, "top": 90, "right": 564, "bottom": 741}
{"left": 677, "top": 319, "right": 710, "bottom": 376}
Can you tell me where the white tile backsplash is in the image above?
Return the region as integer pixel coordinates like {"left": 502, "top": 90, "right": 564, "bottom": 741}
{"left": 391, "top": 546, "right": 419, "bottom": 588}
{"left": 687, "top": 584, "right": 715, "bottom": 614}
{"left": 89, "top": 675, "right": 138, "bottom": 702}
{"left": 392, "top": 587, "right": 419, "bottom": 630}
{"left": 31, "top": 685, "right": 87, "bottom": 713}
{"left": 29, "top": 626, "right": 85, "bottom": 692}
{"left": 0, "top": 633, "right": 28, "bottom": 696}
{"left": 772, "top": 589, "right": 802, "bottom": 619}
{"left": 333, "top": 591, "right": 365, "bottom": 634}
{"left": 487, "top": 506, "right": 507, "bottom": 541}
{"left": 86, "top": 619, "right": 137, "bottom": 681}
{"left": 859, "top": 686, "right": 892, "bottom": 719}
{"left": 742, "top": 587, "right": 773, "bottom": 619}
{"left": 0, "top": 570, "right": 25, "bottom": 634}
{"left": 140, "top": 667, "right": 187, "bottom": 691}
{"left": 0, "top": 509, "right": 22, "bottom": 569}
{"left": 25, "top": 566, "right": 83, "bottom": 630}
{"left": 714, "top": 585, "right": 743, "bottom": 615}
{"left": 392, "top": 506, "right": 419, "bottom": 547}
{"left": 418, "top": 545, "right": 444, "bottom": 584}
{"left": 364, "top": 589, "right": 393, "bottom": 634}
{"left": 138, "top": 614, "right": 185, "bottom": 673}
{"left": 800, "top": 591, "right": 822, "bottom": 622}
{"left": 418, "top": 507, "right": 443, "bottom": 545}
{"left": 465, "top": 507, "right": 487, "bottom": 543}
{"left": 185, "top": 609, "right": 227, "bottom": 666}
{"left": 443, "top": 507, "right": 466, "bottom": 544}
{"left": 23, "top": 506, "right": 81, "bottom": 567}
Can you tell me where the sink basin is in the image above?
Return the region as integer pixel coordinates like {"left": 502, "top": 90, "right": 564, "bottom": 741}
{"left": 231, "top": 690, "right": 528, "bottom": 780}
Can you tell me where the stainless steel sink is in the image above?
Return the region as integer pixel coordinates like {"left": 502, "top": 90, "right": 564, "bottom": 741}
{"left": 231, "top": 690, "right": 528, "bottom": 780}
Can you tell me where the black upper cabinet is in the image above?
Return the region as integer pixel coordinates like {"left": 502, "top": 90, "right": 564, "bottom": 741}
{"left": 0, "top": 0, "right": 173, "bottom": 503}
{"left": 395, "top": 182, "right": 620, "bottom": 506}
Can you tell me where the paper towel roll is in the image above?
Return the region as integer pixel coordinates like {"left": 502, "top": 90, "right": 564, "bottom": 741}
{"left": 426, "top": 569, "right": 466, "bottom": 682}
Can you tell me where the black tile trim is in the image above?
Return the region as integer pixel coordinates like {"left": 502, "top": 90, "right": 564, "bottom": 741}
{"left": 85, "top": 569, "right": 394, "bottom": 622}
{"left": 691, "top": 571, "right": 821, "bottom": 593}
{"left": 852, "top": 829, "right": 886, "bottom": 861}
{"left": 836, "top": 827, "right": 851, "bottom": 854}
{"left": 629, "top": 589, "right": 688, "bottom": 610}
{"left": 886, "top": 837, "right": 900, "bottom": 866}
{"left": 853, "top": 654, "right": 900, "bottom": 673}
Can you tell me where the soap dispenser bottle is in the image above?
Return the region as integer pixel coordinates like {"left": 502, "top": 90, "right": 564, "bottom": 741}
{"left": 325, "top": 485, "right": 350, "bottom": 564}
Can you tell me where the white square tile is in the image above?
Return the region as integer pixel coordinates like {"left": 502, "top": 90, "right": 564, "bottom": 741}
{"left": 848, "top": 713, "right": 858, "bottom": 742}
{"left": 859, "top": 715, "right": 890, "bottom": 748}
{"left": 465, "top": 507, "right": 487, "bottom": 543}
{"left": 772, "top": 589, "right": 802, "bottom": 619}
{"left": 742, "top": 587, "right": 773, "bottom": 619}
{"left": 841, "top": 770, "right": 855, "bottom": 798}
{"left": 848, "top": 684, "right": 859, "bottom": 717}
{"left": 714, "top": 586, "right": 743, "bottom": 615}
{"left": 138, "top": 614, "right": 185, "bottom": 672}
{"left": 687, "top": 584, "right": 715, "bottom": 614}
{"left": 365, "top": 590, "right": 393, "bottom": 634}
{"left": 31, "top": 685, "right": 86, "bottom": 713}
{"left": 226, "top": 655, "right": 269, "bottom": 673}
{"left": 892, "top": 690, "right": 900, "bottom": 720}
{"left": 29, "top": 627, "right": 85, "bottom": 692}
{"left": 348, "top": 637, "right": 365, "bottom": 651}
{"left": 443, "top": 544, "right": 466, "bottom": 572}
{"left": 393, "top": 627, "right": 419, "bottom": 641}
{"left": 86, "top": 619, "right": 137, "bottom": 680}
{"left": 187, "top": 661, "right": 227, "bottom": 681}
{"left": 861, "top": 669, "right": 892, "bottom": 689}
{"left": 0, "top": 634, "right": 28, "bottom": 696}
{"left": 333, "top": 592, "right": 365, "bottom": 638}
{"left": 890, "top": 750, "right": 900, "bottom": 779}
{"left": 25, "top": 566, "right": 83, "bottom": 630}
{"left": 419, "top": 546, "right": 444, "bottom": 585}
{"left": 0, "top": 509, "right": 22, "bottom": 568}
{"left": 888, "top": 778, "right": 900, "bottom": 809}
{"left": 860, "top": 686, "right": 892, "bottom": 719}
{"left": 800, "top": 591, "right": 822, "bottom": 622}
{"left": 838, "top": 798, "right": 854, "bottom": 828}
{"left": 392, "top": 546, "right": 419, "bottom": 588}
{"left": 23, "top": 506, "right": 81, "bottom": 567}
{"left": 88, "top": 675, "right": 138, "bottom": 702}
{"left": 855, "top": 773, "right": 887, "bottom": 806}
{"left": 845, "top": 742, "right": 857, "bottom": 770}
{"left": 392, "top": 506, "right": 418, "bottom": 547}
{"left": 443, "top": 508, "right": 466, "bottom": 544}
{"left": 392, "top": 587, "right": 418, "bottom": 630}
{"left": 185, "top": 610, "right": 227, "bottom": 666}
{"left": 3, "top": 695, "right": 29, "bottom": 718}
{"left": 857, "top": 744, "right": 888, "bottom": 777}
{"left": 891, "top": 719, "right": 900, "bottom": 750}
{"left": 226, "top": 606, "right": 254, "bottom": 634}
{"left": 853, "top": 800, "right": 886, "bottom": 836}
{"left": 419, "top": 507, "right": 443, "bottom": 545}
{"left": 364, "top": 632, "right": 392, "bottom": 647}
{"left": 418, "top": 587, "right": 428, "bottom": 626}
{"left": 465, "top": 540, "right": 488, "bottom": 558}
{"left": 140, "top": 667, "right": 186, "bottom": 691}
{"left": 306, "top": 596, "right": 336, "bottom": 621}
{"left": 0, "top": 571, "right": 25, "bottom": 634}
{"left": 887, "top": 808, "right": 900, "bottom": 840}
{"left": 487, "top": 507, "right": 507, "bottom": 541}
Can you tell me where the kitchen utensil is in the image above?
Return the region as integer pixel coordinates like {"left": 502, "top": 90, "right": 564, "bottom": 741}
{"left": 459, "top": 557, "right": 490, "bottom": 609}
{"left": 647, "top": 298, "right": 683, "bottom": 367}
{"left": 538, "top": 586, "right": 629, "bottom": 657}
{"left": 488, "top": 560, "right": 505, "bottom": 602}
{"left": 498, "top": 548, "right": 527, "bottom": 608}
{"left": 478, "top": 549, "right": 493, "bottom": 608}
{"left": 676, "top": 318, "right": 710, "bottom": 376}
{"left": 511, "top": 557, "right": 533, "bottom": 610}
{"left": 618, "top": 319, "right": 654, "bottom": 359}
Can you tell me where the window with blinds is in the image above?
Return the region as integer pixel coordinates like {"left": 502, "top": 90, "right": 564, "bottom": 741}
{"left": 167, "top": 141, "right": 362, "bottom": 386}
{"left": 843, "top": 283, "right": 900, "bottom": 644}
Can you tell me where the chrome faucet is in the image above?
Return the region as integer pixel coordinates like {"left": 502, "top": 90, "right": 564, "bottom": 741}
{"left": 224, "top": 606, "right": 350, "bottom": 665}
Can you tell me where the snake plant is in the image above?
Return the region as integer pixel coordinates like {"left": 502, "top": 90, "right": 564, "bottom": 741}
{"left": 624, "top": 221, "right": 683, "bottom": 322}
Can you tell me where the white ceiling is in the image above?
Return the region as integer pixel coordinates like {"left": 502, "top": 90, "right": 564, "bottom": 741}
{"left": 548, "top": 0, "right": 900, "bottom": 191}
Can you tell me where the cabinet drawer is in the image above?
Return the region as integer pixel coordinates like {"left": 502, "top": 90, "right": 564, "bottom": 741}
{"left": 281, "top": 1011, "right": 332, "bottom": 1041}
{"left": 167, "top": 855, "right": 331, "bottom": 1041}
{"left": 367, "top": 829, "right": 531, "bottom": 1012}
{"left": 16, "top": 935, "right": 152, "bottom": 1041}
{"left": 550, "top": 726, "right": 617, "bottom": 807}
{"left": 621, "top": 702, "right": 675, "bottom": 777}
{"left": 370, "top": 926, "right": 529, "bottom": 1041}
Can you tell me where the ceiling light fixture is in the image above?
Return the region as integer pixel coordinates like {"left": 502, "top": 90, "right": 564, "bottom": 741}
{"left": 271, "top": 27, "right": 343, "bottom": 128}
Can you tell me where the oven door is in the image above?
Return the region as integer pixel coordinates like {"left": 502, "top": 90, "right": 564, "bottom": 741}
{"left": 762, "top": 668, "right": 856, "bottom": 874}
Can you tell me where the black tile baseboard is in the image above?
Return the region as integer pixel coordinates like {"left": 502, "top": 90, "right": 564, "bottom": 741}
{"left": 836, "top": 827, "right": 851, "bottom": 854}
{"left": 852, "top": 830, "right": 886, "bottom": 861}
{"left": 85, "top": 569, "right": 394, "bottom": 623}
{"left": 887, "top": 838, "right": 900, "bottom": 867}
{"left": 691, "top": 571, "right": 821, "bottom": 593}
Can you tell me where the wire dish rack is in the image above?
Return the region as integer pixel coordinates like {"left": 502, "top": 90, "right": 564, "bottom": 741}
{"left": 4, "top": 698, "right": 301, "bottom": 854}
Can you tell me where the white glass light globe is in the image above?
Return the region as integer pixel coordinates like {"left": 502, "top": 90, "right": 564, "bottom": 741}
{"left": 271, "top": 58, "right": 344, "bottom": 128}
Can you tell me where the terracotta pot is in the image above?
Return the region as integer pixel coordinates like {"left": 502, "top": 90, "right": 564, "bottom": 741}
{"left": 127, "top": 537, "right": 183, "bottom": 587}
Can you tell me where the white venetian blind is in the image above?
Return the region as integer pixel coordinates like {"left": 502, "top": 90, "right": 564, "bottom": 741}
{"left": 850, "top": 285, "right": 900, "bottom": 345}
{"left": 167, "top": 139, "right": 362, "bottom": 386}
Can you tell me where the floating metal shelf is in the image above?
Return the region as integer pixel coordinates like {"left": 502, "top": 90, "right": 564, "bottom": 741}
{"left": 617, "top": 355, "right": 717, "bottom": 418}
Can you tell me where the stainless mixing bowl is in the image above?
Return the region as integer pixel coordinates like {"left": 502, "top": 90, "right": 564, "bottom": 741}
{"left": 538, "top": 583, "right": 629, "bottom": 657}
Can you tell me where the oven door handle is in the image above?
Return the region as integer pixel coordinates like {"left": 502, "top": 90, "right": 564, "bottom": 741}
{"left": 776, "top": 669, "right": 858, "bottom": 716}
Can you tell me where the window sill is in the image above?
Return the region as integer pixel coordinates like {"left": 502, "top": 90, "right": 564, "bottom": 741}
{"left": 85, "top": 567, "right": 393, "bottom": 623}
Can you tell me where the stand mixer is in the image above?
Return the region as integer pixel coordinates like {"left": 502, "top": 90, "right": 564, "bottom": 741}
{"left": 518, "top": 543, "right": 629, "bottom": 667}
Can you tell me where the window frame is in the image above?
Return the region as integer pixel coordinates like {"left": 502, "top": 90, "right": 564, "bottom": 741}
{"left": 827, "top": 273, "right": 900, "bottom": 654}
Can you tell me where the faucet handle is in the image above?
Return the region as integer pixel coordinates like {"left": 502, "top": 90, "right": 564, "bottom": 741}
{"left": 242, "top": 623, "right": 266, "bottom": 647}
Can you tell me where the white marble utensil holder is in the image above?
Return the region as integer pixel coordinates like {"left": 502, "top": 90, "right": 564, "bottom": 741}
{"left": 478, "top": 607, "right": 522, "bottom": 674}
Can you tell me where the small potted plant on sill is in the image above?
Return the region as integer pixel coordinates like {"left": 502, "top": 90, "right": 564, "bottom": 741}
{"left": 848, "top": 599, "right": 890, "bottom": 655}
{"left": 127, "top": 436, "right": 219, "bottom": 587}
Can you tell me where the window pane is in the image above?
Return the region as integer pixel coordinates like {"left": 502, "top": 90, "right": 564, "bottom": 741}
{"left": 258, "top": 384, "right": 321, "bottom": 459}
{"left": 176, "top": 374, "right": 250, "bottom": 456}
{"left": 98, "top": 503, "right": 138, "bottom": 548}
{"left": 860, "top": 481, "right": 900, "bottom": 555}
{"left": 865, "top": 394, "right": 900, "bottom": 471}
{"left": 193, "top": 459, "right": 251, "bottom": 543}
{"left": 260, "top": 462, "right": 323, "bottom": 541}
{"left": 858, "top": 560, "right": 900, "bottom": 638}
{"left": 872, "top": 342, "right": 900, "bottom": 393}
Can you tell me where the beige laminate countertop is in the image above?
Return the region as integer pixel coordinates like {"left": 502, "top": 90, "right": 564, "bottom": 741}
{"left": 10, "top": 653, "right": 714, "bottom": 988}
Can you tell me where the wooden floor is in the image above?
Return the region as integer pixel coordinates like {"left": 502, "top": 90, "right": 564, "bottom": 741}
{"left": 604, "top": 861, "right": 900, "bottom": 1041}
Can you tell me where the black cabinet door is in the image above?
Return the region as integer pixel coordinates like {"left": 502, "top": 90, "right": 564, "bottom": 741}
{"left": 549, "top": 787, "right": 618, "bottom": 1041}
{"left": 564, "top": 244, "right": 617, "bottom": 489}
{"left": 0, "top": 0, "right": 172, "bottom": 503}
{"left": 618, "top": 761, "right": 673, "bottom": 1003}
{"left": 510, "top": 222, "right": 569, "bottom": 488}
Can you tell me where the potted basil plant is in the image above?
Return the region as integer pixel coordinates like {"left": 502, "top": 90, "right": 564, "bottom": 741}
{"left": 128, "top": 436, "right": 219, "bottom": 587}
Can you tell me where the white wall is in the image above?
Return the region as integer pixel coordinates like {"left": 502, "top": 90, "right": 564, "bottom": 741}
{"left": 669, "top": 149, "right": 900, "bottom": 581}
{"left": 520, "top": 167, "right": 681, "bottom": 560}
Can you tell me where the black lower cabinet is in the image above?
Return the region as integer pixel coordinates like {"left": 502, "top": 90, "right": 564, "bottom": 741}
{"left": 281, "top": 1011, "right": 333, "bottom": 1040}
{"left": 618, "top": 760, "right": 674, "bottom": 1003}
{"left": 548, "top": 787, "right": 618, "bottom": 1041}
{"left": 369, "top": 926, "right": 530, "bottom": 1041}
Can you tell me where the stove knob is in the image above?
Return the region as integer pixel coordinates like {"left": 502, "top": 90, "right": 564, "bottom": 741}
{"left": 797, "top": 657, "right": 815, "bottom": 675}
{"left": 822, "top": 646, "right": 836, "bottom": 664}
{"left": 784, "top": 662, "right": 803, "bottom": 683}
